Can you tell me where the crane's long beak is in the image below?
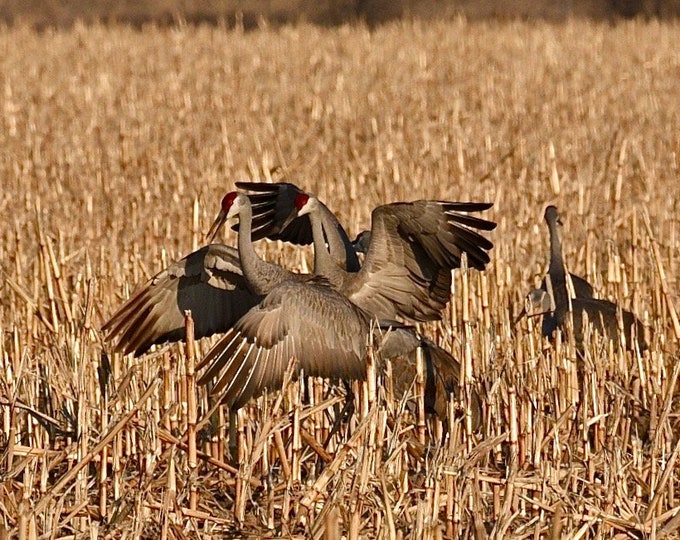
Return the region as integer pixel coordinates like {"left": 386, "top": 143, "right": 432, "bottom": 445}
{"left": 512, "top": 306, "right": 527, "bottom": 327}
{"left": 513, "top": 289, "right": 552, "bottom": 327}
{"left": 278, "top": 210, "right": 299, "bottom": 234}
{"left": 207, "top": 209, "right": 228, "bottom": 243}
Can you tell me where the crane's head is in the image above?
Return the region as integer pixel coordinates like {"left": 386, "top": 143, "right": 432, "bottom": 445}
{"left": 527, "top": 288, "right": 552, "bottom": 313}
{"left": 352, "top": 230, "right": 371, "bottom": 254}
{"left": 513, "top": 287, "right": 553, "bottom": 326}
{"left": 207, "top": 191, "right": 247, "bottom": 242}
{"left": 294, "top": 192, "right": 319, "bottom": 217}
{"left": 544, "top": 206, "right": 563, "bottom": 227}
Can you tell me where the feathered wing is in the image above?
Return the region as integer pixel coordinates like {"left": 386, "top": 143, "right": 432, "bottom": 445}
{"left": 235, "top": 181, "right": 360, "bottom": 271}
{"left": 234, "top": 182, "right": 312, "bottom": 244}
{"left": 389, "top": 201, "right": 495, "bottom": 270}
{"left": 102, "top": 244, "right": 261, "bottom": 356}
{"left": 344, "top": 201, "right": 496, "bottom": 322}
{"left": 197, "top": 278, "right": 372, "bottom": 409}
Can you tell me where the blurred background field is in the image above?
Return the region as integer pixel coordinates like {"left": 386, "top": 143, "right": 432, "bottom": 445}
{"left": 1, "top": 14, "right": 680, "bottom": 539}
{"left": 2, "top": 0, "right": 680, "bottom": 28}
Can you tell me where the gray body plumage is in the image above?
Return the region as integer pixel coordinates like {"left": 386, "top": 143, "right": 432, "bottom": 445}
{"left": 529, "top": 289, "right": 646, "bottom": 351}
{"left": 198, "top": 277, "right": 373, "bottom": 409}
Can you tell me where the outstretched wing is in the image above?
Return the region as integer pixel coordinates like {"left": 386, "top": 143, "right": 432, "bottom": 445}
{"left": 102, "top": 244, "right": 261, "bottom": 356}
{"left": 386, "top": 201, "right": 495, "bottom": 270}
{"left": 345, "top": 201, "right": 496, "bottom": 322}
{"left": 197, "top": 278, "right": 371, "bottom": 409}
{"left": 235, "top": 182, "right": 312, "bottom": 244}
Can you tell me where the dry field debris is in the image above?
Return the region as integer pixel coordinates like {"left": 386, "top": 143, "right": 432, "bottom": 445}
{"left": 1, "top": 18, "right": 680, "bottom": 539}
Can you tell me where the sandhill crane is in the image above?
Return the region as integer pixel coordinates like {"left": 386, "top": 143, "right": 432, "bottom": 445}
{"left": 521, "top": 206, "right": 646, "bottom": 352}
{"left": 103, "top": 191, "right": 368, "bottom": 410}
{"left": 514, "top": 205, "right": 594, "bottom": 329}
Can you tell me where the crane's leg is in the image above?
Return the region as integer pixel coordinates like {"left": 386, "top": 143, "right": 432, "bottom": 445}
{"left": 322, "top": 380, "right": 355, "bottom": 448}
{"left": 228, "top": 408, "right": 239, "bottom": 462}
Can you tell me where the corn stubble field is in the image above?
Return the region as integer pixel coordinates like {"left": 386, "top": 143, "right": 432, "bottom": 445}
{"left": 1, "top": 18, "right": 680, "bottom": 539}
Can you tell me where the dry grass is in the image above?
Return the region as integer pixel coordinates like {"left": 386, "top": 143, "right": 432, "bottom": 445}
{"left": 1, "top": 18, "right": 680, "bottom": 539}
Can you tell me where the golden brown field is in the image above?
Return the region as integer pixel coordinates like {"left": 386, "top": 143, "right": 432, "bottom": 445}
{"left": 1, "top": 18, "right": 680, "bottom": 539}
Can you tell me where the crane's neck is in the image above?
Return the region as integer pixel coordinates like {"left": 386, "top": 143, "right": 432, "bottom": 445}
{"left": 237, "top": 201, "right": 290, "bottom": 296}
{"left": 547, "top": 220, "right": 566, "bottom": 280}
{"left": 317, "top": 206, "right": 360, "bottom": 272}
{"left": 309, "top": 210, "right": 348, "bottom": 290}
{"left": 545, "top": 218, "right": 572, "bottom": 311}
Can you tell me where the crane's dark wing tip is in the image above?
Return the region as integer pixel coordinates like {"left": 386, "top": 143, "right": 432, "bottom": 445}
{"left": 235, "top": 181, "right": 300, "bottom": 194}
